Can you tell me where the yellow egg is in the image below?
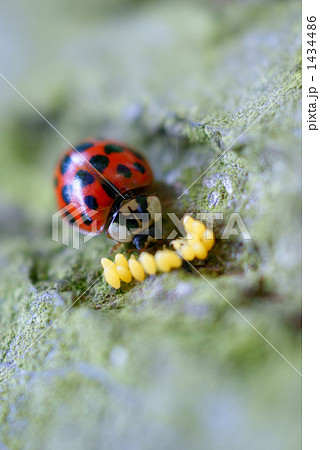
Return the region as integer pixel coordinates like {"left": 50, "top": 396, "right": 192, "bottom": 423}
{"left": 101, "top": 258, "right": 116, "bottom": 271}
{"left": 128, "top": 256, "right": 145, "bottom": 281}
{"left": 183, "top": 215, "right": 195, "bottom": 234}
{"left": 114, "top": 253, "right": 128, "bottom": 268}
{"left": 167, "top": 251, "right": 182, "bottom": 268}
{"left": 155, "top": 251, "right": 172, "bottom": 272}
{"left": 116, "top": 265, "right": 132, "bottom": 283}
{"left": 191, "top": 220, "right": 207, "bottom": 238}
{"left": 192, "top": 240, "right": 208, "bottom": 259}
{"left": 104, "top": 268, "right": 121, "bottom": 289}
{"left": 184, "top": 232, "right": 195, "bottom": 242}
{"left": 180, "top": 243, "right": 196, "bottom": 261}
{"left": 139, "top": 252, "right": 157, "bottom": 275}
{"left": 202, "top": 229, "right": 215, "bottom": 250}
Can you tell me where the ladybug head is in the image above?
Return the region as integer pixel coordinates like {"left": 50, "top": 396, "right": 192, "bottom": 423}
{"left": 107, "top": 195, "right": 162, "bottom": 249}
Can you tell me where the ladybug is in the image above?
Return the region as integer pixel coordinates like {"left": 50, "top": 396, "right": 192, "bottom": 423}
{"left": 54, "top": 138, "right": 161, "bottom": 248}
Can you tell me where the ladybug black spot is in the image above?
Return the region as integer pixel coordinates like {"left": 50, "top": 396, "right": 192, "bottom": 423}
{"left": 67, "top": 214, "right": 76, "bottom": 224}
{"left": 74, "top": 142, "right": 94, "bottom": 152}
{"left": 81, "top": 213, "right": 93, "bottom": 225}
{"left": 75, "top": 170, "right": 95, "bottom": 187}
{"left": 117, "top": 164, "right": 132, "bottom": 178}
{"left": 62, "top": 185, "right": 73, "bottom": 204}
{"left": 60, "top": 155, "right": 72, "bottom": 175}
{"left": 104, "top": 144, "right": 124, "bottom": 154}
{"left": 102, "top": 181, "right": 118, "bottom": 199}
{"left": 85, "top": 195, "right": 98, "bottom": 210}
{"left": 133, "top": 162, "right": 146, "bottom": 174}
{"left": 89, "top": 155, "right": 109, "bottom": 173}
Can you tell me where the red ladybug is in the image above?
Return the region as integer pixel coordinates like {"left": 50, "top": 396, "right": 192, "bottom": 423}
{"left": 54, "top": 138, "right": 161, "bottom": 248}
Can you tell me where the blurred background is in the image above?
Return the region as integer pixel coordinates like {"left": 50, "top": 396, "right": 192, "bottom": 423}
{"left": 0, "top": 1, "right": 301, "bottom": 449}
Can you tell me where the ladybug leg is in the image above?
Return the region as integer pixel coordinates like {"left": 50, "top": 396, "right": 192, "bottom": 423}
{"left": 110, "top": 242, "right": 122, "bottom": 253}
{"left": 126, "top": 248, "right": 144, "bottom": 255}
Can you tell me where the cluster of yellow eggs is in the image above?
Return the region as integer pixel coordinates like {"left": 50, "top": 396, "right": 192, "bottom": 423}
{"left": 101, "top": 215, "right": 215, "bottom": 289}
{"left": 170, "top": 215, "right": 215, "bottom": 261}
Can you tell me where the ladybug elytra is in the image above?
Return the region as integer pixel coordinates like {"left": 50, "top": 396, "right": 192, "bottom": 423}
{"left": 54, "top": 138, "right": 161, "bottom": 248}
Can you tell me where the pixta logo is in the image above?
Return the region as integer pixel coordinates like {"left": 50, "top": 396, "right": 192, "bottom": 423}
{"left": 52, "top": 208, "right": 251, "bottom": 249}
